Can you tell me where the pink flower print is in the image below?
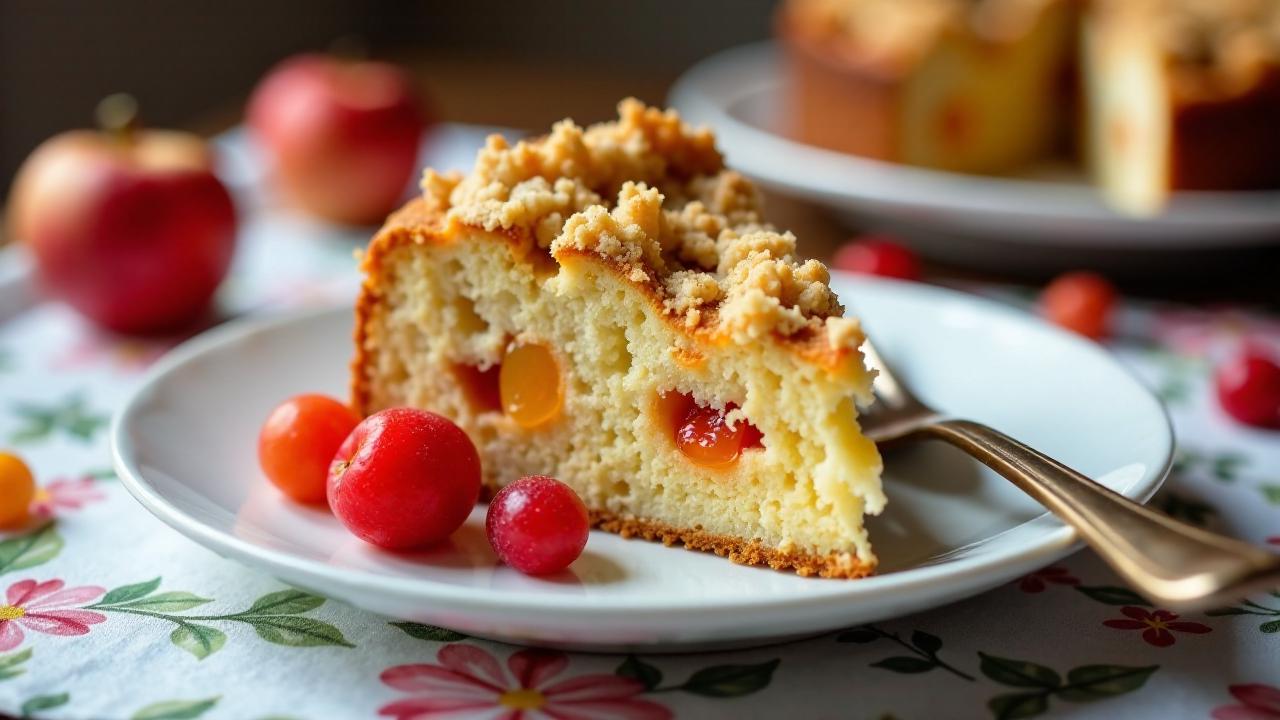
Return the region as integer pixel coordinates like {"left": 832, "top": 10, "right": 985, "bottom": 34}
{"left": 1102, "top": 606, "right": 1211, "bottom": 647}
{"left": 0, "top": 579, "right": 106, "bottom": 651}
{"left": 378, "top": 644, "right": 671, "bottom": 720}
{"left": 1017, "top": 566, "right": 1080, "bottom": 593}
{"left": 1151, "top": 307, "right": 1280, "bottom": 359}
{"left": 30, "top": 477, "right": 105, "bottom": 519}
{"left": 1212, "top": 683, "right": 1280, "bottom": 720}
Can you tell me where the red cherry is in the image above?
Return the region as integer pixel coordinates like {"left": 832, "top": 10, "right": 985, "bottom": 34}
{"left": 486, "top": 475, "right": 589, "bottom": 575}
{"left": 328, "top": 408, "right": 481, "bottom": 549}
{"left": 1215, "top": 346, "right": 1280, "bottom": 429}
{"left": 832, "top": 236, "right": 921, "bottom": 280}
{"left": 1041, "top": 272, "right": 1117, "bottom": 340}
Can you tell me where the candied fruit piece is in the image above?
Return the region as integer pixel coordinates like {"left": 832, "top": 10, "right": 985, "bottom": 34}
{"left": 660, "top": 391, "right": 763, "bottom": 468}
{"left": 452, "top": 362, "right": 502, "bottom": 413}
{"left": 500, "top": 342, "right": 562, "bottom": 428}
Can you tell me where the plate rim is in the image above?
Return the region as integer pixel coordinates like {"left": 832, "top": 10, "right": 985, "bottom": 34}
{"left": 111, "top": 280, "right": 1174, "bottom": 620}
{"left": 668, "top": 42, "right": 1280, "bottom": 246}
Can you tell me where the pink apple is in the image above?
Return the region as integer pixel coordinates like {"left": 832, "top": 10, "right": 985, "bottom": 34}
{"left": 8, "top": 119, "right": 237, "bottom": 335}
{"left": 248, "top": 54, "right": 427, "bottom": 225}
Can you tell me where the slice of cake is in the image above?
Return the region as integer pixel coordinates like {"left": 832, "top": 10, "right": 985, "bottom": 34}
{"left": 777, "top": 0, "right": 1077, "bottom": 175}
{"left": 352, "top": 100, "right": 885, "bottom": 578}
{"left": 1083, "top": 0, "right": 1280, "bottom": 214}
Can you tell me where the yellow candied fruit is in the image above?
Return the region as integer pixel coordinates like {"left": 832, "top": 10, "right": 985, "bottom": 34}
{"left": 499, "top": 343, "right": 563, "bottom": 428}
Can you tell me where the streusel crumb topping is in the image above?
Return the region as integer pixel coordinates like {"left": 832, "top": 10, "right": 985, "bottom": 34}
{"left": 422, "top": 99, "right": 858, "bottom": 347}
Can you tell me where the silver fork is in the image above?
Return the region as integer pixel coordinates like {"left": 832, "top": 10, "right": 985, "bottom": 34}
{"left": 858, "top": 338, "right": 1280, "bottom": 610}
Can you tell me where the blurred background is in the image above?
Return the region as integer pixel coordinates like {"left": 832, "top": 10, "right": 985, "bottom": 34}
{"left": 0, "top": 0, "right": 775, "bottom": 196}
{"left": 2, "top": 0, "right": 1278, "bottom": 308}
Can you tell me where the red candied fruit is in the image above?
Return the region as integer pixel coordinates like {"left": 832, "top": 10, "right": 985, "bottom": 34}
{"left": 1041, "top": 271, "right": 1116, "bottom": 340}
{"left": 832, "top": 235, "right": 921, "bottom": 281}
{"left": 328, "top": 407, "right": 481, "bottom": 549}
{"left": 659, "top": 392, "right": 764, "bottom": 468}
{"left": 1215, "top": 345, "right": 1280, "bottom": 429}
{"left": 486, "top": 475, "right": 589, "bottom": 575}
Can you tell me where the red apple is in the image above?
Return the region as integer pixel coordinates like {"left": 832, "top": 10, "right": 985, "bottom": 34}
{"left": 247, "top": 54, "right": 427, "bottom": 225}
{"left": 8, "top": 100, "right": 237, "bottom": 334}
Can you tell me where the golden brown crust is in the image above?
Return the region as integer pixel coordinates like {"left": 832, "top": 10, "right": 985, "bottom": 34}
{"left": 469, "top": 486, "right": 874, "bottom": 578}
{"left": 351, "top": 195, "right": 863, "bottom": 416}
{"left": 589, "top": 509, "right": 876, "bottom": 579}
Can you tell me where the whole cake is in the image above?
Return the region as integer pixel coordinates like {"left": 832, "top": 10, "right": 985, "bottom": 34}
{"left": 779, "top": 0, "right": 1280, "bottom": 214}
{"left": 352, "top": 100, "right": 885, "bottom": 578}
{"left": 1084, "top": 0, "right": 1280, "bottom": 213}
{"left": 777, "top": 0, "right": 1078, "bottom": 175}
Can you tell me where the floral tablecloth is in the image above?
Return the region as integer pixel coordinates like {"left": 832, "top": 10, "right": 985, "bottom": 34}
{"left": 1, "top": 131, "right": 1279, "bottom": 720}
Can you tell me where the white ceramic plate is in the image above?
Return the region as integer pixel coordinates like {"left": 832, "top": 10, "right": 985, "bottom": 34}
{"left": 112, "top": 275, "right": 1173, "bottom": 652}
{"left": 669, "top": 43, "right": 1280, "bottom": 255}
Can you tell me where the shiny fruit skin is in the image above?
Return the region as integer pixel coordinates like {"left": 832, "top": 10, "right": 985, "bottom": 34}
{"left": 1041, "top": 272, "right": 1117, "bottom": 340}
{"left": 10, "top": 131, "right": 236, "bottom": 334}
{"left": 248, "top": 54, "right": 426, "bottom": 225}
{"left": 499, "top": 343, "right": 562, "bottom": 428}
{"left": 0, "top": 452, "right": 36, "bottom": 528}
{"left": 832, "top": 236, "right": 921, "bottom": 281}
{"left": 258, "top": 394, "right": 360, "bottom": 505}
{"left": 1215, "top": 346, "right": 1280, "bottom": 428}
{"left": 676, "top": 404, "right": 752, "bottom": 468}
{"left": 328, "top": 408, "right": 481, "bottom": 549}
{"left": 486, "top": 475, "right": 589, "bottom": 575}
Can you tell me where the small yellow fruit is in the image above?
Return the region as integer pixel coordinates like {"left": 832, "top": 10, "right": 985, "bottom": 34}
{"left": 0, "top": 452, "right": 36, "bottom": 528}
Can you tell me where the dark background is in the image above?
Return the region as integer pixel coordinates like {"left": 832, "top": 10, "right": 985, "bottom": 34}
{"left": 0, "top": 0, "right": 777, "bottom": 195}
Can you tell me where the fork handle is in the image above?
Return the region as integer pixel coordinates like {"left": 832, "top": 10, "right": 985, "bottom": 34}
{"left": 924, "top": 418, "right": 1280, "bottom": 610}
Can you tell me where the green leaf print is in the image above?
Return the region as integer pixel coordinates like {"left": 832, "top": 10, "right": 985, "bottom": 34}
{"left": 1205, "top": 606, "right": 1255, "bottom": 616}
{"left": 838, "top": 624, "right": 976, "bottom": 681}
{"left": 239, "top": 589, "right": 325, "bottom": 616}
{"left": 0, "top": 648, "right": 33, "bottom": 681}
{"left": 980, "top": 655, "right": 1158, "bottom": 719}
{"left": 9, "top": 393, "right": 107, "bottom": 444}
{"left": 911, "top": 630, "right": 943, "bottom": 655}
{"left": 101, "top": 577, "right": 162, "bottom": 605}
{"left": 1055, "top": 665, "right": 1159, "bottom": 701}
{"left": 389, "top": 621, "right": 468, "bottom": 642}
{"left": 1152, "top": 491, "right": 1217, "bottom": 528}
{"left": 1074, "top": 585, "right": 1152, "bottom": 607}
{"left": 616, "top": 655, "right": 663, "bottom": 691}
{"left": 21, "top": 692, "right": 70, "bottom": 715}
{"left": 989, "top": 692, "right": 1049, "bottom": 720}
{"left": 1260, "top": 484, "right": 1280, "bottom": 505}
{"left": 1205, "top": 594, "right": 1280, "bottom": 634}
{"left": 131, "top": 697, "right": 220, "bottom": 720}
{"left": 244, "top": 615, "right": 354, "bottom": 648}
{"left": 0, "top": 524, "right": 63, "bottom": 575}
{"left": 870, "top": 656, "right": 935, "bottom": 673}
{"left": 680, "top": 659, "right": 780, "bottom": 697}
{"left": 978, "top": 654, "right": 1062, "bottom": 689}
{"left": 169, "top": 623, "right": 227, "bottom": 660}
{"left": 1211, "top": 453, "right": 1246, "bottom": 482}
{"left": 114, "top": 592, "right": 212, "bottom": 613}
{"left": 90, "top": 580, "right": 354, "bottom": 659}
